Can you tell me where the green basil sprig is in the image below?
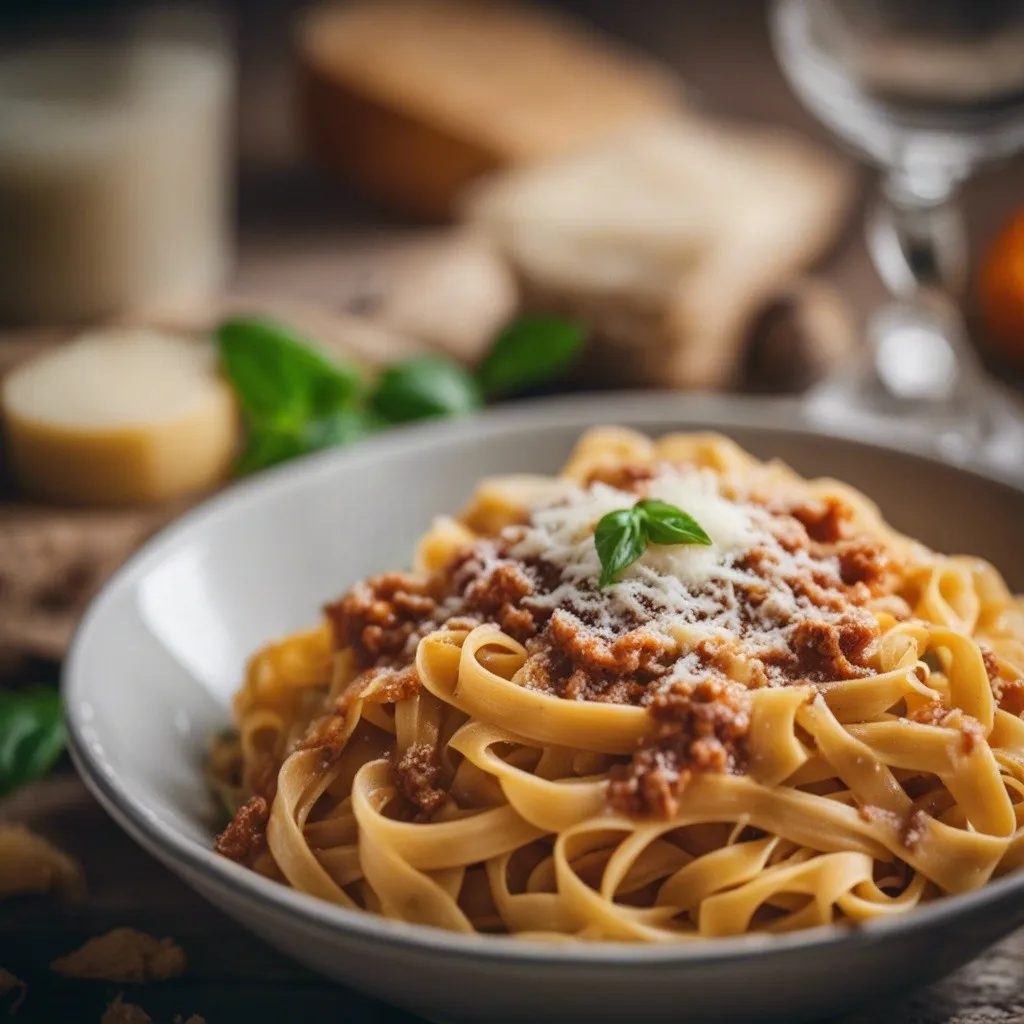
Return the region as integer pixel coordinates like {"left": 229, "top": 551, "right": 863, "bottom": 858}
{"left": 217, "top": 313, "right": 585, "bottom": 476}
{"left": 0, "top": 687, "right": 65, "bottom": 797}
{"left": 232, "top": 407, "right": 381, "bottom": 477}
{"left": 217, "top": 318, "right": 374, "bottom": 475}
{"left": 477, "top": 315, "right": 584, "bottom": 399}
{"left": 595, "top": 499, "right": 712, "bottom": 588}
{"left": 370, "top": 355, "right": 483, "bottom": 423}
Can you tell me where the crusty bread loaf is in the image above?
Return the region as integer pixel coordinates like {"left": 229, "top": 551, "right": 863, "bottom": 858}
{"left": 465, "top": 117, "right": 856, "bottom": 390}
{"left": 297, "top": 0, "right": 681, "bottom": 217}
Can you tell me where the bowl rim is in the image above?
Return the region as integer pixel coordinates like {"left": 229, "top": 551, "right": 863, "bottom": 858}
{"left": 64, "top": 391, "right": 1024, "bottom": 968}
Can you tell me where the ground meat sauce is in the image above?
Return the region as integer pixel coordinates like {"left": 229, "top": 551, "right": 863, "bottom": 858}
{"left": 983, "top": 646, "right": 1024, "bottom": 716}
{"left": 785, "top": 617, "right": 878, "bottom": 681}
{"left": 856, "top": 803, "right": 930, "bottom": 852}
{"left": 313, "top": 467, "right": 904, "bottom": 821}
{"left": 248, "top": 753, "right": 280, "bottom": 803}
{"left": 900, "top": 809, "right": 930, "bottom": 851}
{"left": 215, "top": 795, "right": 270, "bottom": 864}
{"left": 392, "top": 743, "right": 447, "bottom": 820}
{"left": 608, "top": 678, "right": 752, "bottom": 817}
{"left": 906, "top": 700, "right": 985, "bottom": 754}
{"left": 982, "top": 647, "right": 1001, "bottom": 684}
{"left": 456, "top": 558, "right": 537, "bottom": 640}
{"left": 531, "top": 611, "right": 678, "bottom": 704}
{"left": 583, "top": 464, "right": 657, "bottom": 491}
{"left": 789, "top": 496, "right": 851, "bottom": 544}
{"left": 996, "top": 677, "right": 1024, "bottom": 717}
{"left": 324, "top": 572, "right": 438, "bottom": 667}
{"left": 907, "top": 699, "right": 950, "bottom": 728}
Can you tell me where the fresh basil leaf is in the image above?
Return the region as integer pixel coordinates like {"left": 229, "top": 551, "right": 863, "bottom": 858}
{"left": 0, "top": 688, "right": 65, "bottom": 797}
{"left": 304, "top": 408, "right": 383, "bottom": 449}
{"left": 234, "top": 408, "right": 381, "bottom": 476}
{"left": 594, "top": 500, "right": 712, "bottom": 588}
{"left": 371, "top": 355, "right": 483, "bottom": 424}
{"left": 595, "top": 508, "right": 646, "bottom": 589}
{"left": 216, "top": 318, "right": 363, "bottom": 426}
{"left": 637, "top": 499, "right": 713, "bottom": 546}
{"left": 232, "top": 429, "right": 307, "bottom": 477}
{"left": 476, "top": 315, "right": 585, "bottom": 399}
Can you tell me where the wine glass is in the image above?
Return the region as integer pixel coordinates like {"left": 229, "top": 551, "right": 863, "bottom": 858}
{"left": 770, "top": 0, "right": 1024, "bottom": 475}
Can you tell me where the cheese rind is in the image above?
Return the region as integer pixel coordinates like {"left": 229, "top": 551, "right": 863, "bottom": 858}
{"left": 2, "top": 329, "right": 237, "bottom": 505}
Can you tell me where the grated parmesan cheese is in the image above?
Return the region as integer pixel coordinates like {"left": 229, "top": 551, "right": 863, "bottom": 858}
{"left": 498, "top": 466, "right": 874, "bottom": 683}
{"left": 509, "top": 467, "right": 763, "bottom": 611}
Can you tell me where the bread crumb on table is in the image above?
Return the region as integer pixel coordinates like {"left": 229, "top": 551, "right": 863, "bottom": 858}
{"left": 100, "top": 995, "right": 206, "bottom": 1024}
{"left": 0, "top": 967, "right": 26, "bottom": 1014}
{"left": 51, "top": 928, "right": 186, "bottom": 984}
{"left": 102, "top": 995, "right": 153, "bottom": 1024}
{"left": 0, "top": 823, "right": 85, "bottom": 900}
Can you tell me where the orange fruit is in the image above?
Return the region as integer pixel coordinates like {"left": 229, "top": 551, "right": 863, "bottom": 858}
{"left": 978, "top": 208, "right": 1024, "bottom": 362}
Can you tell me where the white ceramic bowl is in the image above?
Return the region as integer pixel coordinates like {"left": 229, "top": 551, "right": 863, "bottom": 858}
{"left": 65, "top": 394, "right": 1024, "bottom": 1024}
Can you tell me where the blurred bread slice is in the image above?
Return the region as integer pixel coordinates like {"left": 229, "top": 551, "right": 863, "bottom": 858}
{"left": 200, "top": 237, "right": 516, "bottom": 365}
{"left": 466, "top": 117, "right": 856, "bottom": 390}
{"left": 370, "top": 232, "right": 518, "bottom": 361}
{"left": 297, "top": 0, "right": 681, "bottom": 217}
{"left": 134, "top": 299, "right": 427, "bottom": 371}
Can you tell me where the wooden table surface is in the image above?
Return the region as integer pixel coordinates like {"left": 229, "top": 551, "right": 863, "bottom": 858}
{"left": 3, "top": 2, "right": 1024, "bottom": 1022}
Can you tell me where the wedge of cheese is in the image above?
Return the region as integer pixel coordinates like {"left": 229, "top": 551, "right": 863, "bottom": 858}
{"left": 2, "top": 328, "right": 237, "bottom": 505}
{"left": 297, "top": 0, "right": 681, "bottom": 217}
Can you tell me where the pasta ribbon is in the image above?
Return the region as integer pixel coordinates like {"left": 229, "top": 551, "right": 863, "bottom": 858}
{"left": 213, "top": 428, "right": 1024, "bottom": 942}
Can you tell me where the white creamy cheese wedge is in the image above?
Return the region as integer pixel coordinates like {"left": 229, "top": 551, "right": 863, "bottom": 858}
{"left": 2, "top": 328, "right": 237, "bottom": 505}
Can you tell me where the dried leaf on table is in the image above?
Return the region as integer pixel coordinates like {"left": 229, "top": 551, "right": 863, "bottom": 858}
{"left": 102, "top": 995, "right": 153, "bottom": 1024}
{"left": 100, "top": 995, "right": 207, "bottom": 1024}
{"left": 0, "top": 968, "right": 26, "bottom": 1014}
{"left": 52, "top": 929, "right": 186, "bottom": 984}
{"left": 0, "top": 823, "right": 84, "bottom": 900}
{"left": 102, "top": 991, "right": 154, "bottom": 1024}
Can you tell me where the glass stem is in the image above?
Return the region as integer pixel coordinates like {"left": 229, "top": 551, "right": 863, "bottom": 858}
{"left": 867, "top": 166, "right": 968, "bottom": 300}
{"left": 863, "top": 167, "right": 985, "bottom": 405}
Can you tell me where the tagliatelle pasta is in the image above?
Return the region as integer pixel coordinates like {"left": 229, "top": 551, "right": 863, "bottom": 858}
{"left": 209, "top": 427, "right": 1024, "bottom": 941}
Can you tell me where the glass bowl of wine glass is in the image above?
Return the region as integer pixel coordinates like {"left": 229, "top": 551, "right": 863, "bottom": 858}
{"left": 771, "top": 0, "right": 1024, "bottom": 475}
